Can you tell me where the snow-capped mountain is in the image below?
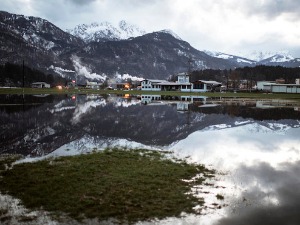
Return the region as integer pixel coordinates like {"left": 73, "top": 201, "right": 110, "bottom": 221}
{"left": 204, "top": 50, "right": 256, "bottom": 66}
{"left": 252, "top": 51, "right": 300, "bottom": 67}
{"left": 67, "top": 20, "right": 146, "bottom": 43}
{"left": 238, "top": 50, "right": 295, "bottom": 62}
{"left": 205, "top": 50, "right": 300, "bottom": 67}
{"left": 258, "top": 52, "right": 295, "bottom": 64}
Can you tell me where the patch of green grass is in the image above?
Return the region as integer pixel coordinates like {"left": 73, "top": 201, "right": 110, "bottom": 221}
{"left": 0, "top": 149, "right": 215, "bottom": 224}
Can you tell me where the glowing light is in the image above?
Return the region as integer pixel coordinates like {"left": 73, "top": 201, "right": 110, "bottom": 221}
{"left": 57, "top": 85, "right": 63, "bottom": 90}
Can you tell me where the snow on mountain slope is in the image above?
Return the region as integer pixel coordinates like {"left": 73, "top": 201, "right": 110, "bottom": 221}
{"left": 204, "top": 50, "right": 255, "bottom": 65}
{"left": 269, "top": 54, "right": 294, "bottom": 63}
{"left": 238, "top": 50, "right": 294, "bottom": 62}
{"left": 67, "top": 20, "right": 146, "bottom": 43}
{"left": 202, "top": 120, "right": 300, "bottom": 134}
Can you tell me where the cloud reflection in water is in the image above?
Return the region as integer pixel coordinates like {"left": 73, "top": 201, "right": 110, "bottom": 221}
{"left": 170, "top": 124, "right": 300, "bottom": 225}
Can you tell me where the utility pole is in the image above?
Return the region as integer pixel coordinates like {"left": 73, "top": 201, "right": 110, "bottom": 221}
{"left": 188, "top": 58, "right": 193, "bottom": 82}
{"left": 188, "top": 58, "right": 193, "bottom": 93}
{"left": 22, "top": 60, "right": 25, "bottom": 88}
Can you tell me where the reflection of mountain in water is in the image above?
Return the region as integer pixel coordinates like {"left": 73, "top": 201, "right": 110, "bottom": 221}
{"left": 0, "top": 94, "right": 299, "bottom": 156}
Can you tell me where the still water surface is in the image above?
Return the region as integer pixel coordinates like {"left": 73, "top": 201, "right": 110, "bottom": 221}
{"left": 0, "top": 94, "right": 300, "bottom": 225}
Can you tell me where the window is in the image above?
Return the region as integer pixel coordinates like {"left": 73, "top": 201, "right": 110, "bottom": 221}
{"left": 194, "top": 83, "right": 204, "bottom": 89}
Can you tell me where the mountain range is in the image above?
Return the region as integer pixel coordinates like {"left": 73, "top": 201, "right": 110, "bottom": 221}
{"left": 1, "top": 10, "right": 300, "bottom": 82}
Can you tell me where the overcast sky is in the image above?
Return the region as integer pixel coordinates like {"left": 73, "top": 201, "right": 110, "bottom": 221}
{"left": 2, "top": 0, "right": 300, "bottom": 58}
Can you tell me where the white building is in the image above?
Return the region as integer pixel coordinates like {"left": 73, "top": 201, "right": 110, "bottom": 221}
{"left": 31, "top": 82, "right": 50, "bottom": 88}
{"left": 141, "top": 79, "right": 168, "bottom": 91}
{"left": 86, "top": 81, "right": 101, "bottom": 89}
{"left": 256, "top": 81, "right": 276, "bottom": 91}
{"left": 141, "top": 73, "right": 221, "bottom": 92}
{"left": 263, "top": 84, "right": 300, "bottom": 93}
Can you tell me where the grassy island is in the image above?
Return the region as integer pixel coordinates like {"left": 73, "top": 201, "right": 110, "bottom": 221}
{"left": 0, "top": 149, "right": 215, "bottom": 224}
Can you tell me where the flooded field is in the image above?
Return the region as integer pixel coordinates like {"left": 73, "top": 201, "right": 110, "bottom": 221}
{"left": 1, "top": 94, "right": 300, "bottom": 224}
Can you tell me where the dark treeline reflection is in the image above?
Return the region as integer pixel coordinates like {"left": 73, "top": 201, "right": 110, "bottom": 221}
{"left": 0, "top": 94, "right": 299, "bottom": 156}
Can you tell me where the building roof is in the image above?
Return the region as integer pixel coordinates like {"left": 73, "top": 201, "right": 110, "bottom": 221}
{"left": 264, "top": 83, "right": 300, "bottom": 87}
{"left": 32, "top": 82, "right": 49, "bottom": 85}
{"left": 159, "top": 82, "right": 191, "bottom": 86}
{"left": 196, "top": 80, "right": 222, "bottom": 85}
{"left": 142, "top": 79, "right": 168, "bottom": 83}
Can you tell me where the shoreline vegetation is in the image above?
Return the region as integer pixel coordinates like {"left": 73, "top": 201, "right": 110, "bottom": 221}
{"left": 0, "top": 87, "right": 300, "bottom": 100}
{"left": 0, "top": 148, "right": 217, "bottom": 224}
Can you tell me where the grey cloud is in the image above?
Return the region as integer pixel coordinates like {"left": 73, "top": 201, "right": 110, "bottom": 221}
{"left": 240, "top": 0, "right": 300, "bottom": 19}
{"left": 65, "top": 0, "right": 97, "bottom": 5}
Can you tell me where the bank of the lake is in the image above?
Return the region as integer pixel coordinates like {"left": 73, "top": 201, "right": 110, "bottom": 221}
{"left": 0, "top": 148, "right": 217, "bottom": 224}
{"left": 1, "top": 87, "right": 300, "bottom": 100}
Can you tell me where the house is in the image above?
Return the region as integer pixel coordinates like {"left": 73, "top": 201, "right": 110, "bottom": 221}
{"left": 86, "top": 81, "right": 102, "bottom": 89}
{"left": 141, "top": 79, "right": 169, "bottom": 91}
{"left": 257, "top": 79, "right": 300, "bottom": 93}
{"left": 31, "top": 82, "right": 50, "bottom": 88}
{"left": 263, "top": 83, "right": 300, "bottom": 93}
{"left": 141, "top": 73, "right": 221, "bottom": 92}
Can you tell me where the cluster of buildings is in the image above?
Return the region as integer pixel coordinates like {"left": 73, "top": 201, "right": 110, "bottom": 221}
{"left": 31, "top": 72, "right": 300, "bottom": 94}
{"left": 141, "top": 73, "right": 300, "bottom": 94}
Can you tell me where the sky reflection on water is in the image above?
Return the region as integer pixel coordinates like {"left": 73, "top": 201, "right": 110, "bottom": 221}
{"left": 169, "top": 124, "right": 300, "bottom": 225}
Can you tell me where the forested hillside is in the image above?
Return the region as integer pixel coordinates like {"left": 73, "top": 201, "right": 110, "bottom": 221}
{"left": 0, "top": 63, "right": 67, "bottom": 87}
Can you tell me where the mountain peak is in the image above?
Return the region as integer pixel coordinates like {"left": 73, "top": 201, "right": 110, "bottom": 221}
{"left": 158, "top": 29, "right": 182, "bottom": 40}
{"left": 67, "top": 20, "right": 146, "bottom": 43}
{"left": 268, "top": 52, "right": 294, "bottom": 63}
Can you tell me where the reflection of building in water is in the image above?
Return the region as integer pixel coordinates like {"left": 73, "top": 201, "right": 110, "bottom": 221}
{"left": 176, "top": 102, "right": 189, "bottom": 111}
{"left": 140, "top": 95, "right": 162, "bottom": 105}
{"left": 256, "top": 100, "right": 300, "bottom": 109}
{"left": 141, "top": 95, "right": 213, "bottom": 111}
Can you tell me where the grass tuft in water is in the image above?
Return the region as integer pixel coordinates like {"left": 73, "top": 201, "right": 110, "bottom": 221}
{"left": 0, "top": 148, "right": 215, "bottom": 224}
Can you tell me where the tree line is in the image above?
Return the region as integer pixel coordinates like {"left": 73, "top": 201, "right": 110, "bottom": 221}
{"left": 0, "top": 63, "right": 68, "bottom": 87}
{"left": 190, "top": 65, "right": 300, "bottom": 84}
